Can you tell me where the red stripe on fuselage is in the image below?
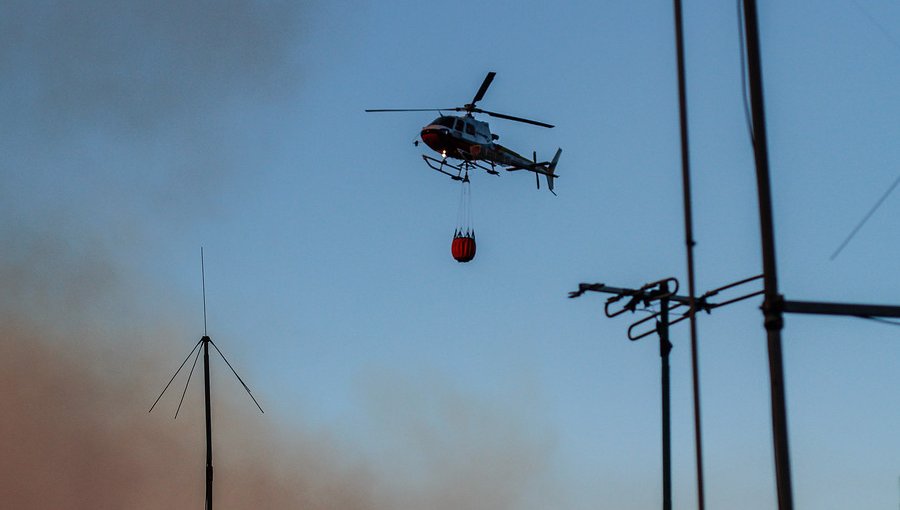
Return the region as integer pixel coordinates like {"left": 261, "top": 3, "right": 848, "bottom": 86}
{"left": 421, "top": 127, "right": 481, "bottom": 160}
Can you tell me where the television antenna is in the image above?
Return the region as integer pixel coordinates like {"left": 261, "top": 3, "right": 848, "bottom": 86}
{"left": 149, "top": 248, "right": 264, "bottom": 510}
{"left": 570, "top": 274, "right": 763, "bottom": 510}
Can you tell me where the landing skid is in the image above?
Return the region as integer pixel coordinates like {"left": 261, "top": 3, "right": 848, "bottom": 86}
{"left": 422, "top": 154, "right": 500, "bottom": 181}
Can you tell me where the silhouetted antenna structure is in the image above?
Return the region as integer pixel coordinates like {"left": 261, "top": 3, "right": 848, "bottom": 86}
{"left": 569, "top": 274, "right": 763, "bottom": 510}
{"left": 149, "top": 248, "right": 264, "bottom": 510}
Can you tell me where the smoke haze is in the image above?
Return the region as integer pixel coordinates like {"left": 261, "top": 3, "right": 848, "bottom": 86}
{"left": 0, "top": 304, "right": 555, "bottom": 509}
{"left": 1, "top": 6, "right": 557, "bottom": 508}
{"left": 1, "top": 0, "right": 306, "bottom": 225}
{"left": 0, "top": 315, "right": 379, "bottom": 509}
{"left": 1, "top": 0, "right": 303, "bottom": 134}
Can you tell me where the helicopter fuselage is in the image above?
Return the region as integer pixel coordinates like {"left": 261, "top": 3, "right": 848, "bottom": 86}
{"left": 420, "top": 115, "right": 528, "bottom": 168}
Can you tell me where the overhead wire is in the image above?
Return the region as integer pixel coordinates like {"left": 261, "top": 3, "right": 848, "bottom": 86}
{"left": 737, "top": 0, "right": 900, "bottom": 262}
{"left": 828, "top": 1, "right": 900, "bottom": 259}
{"left": 830, "top": 174, "right": 900, "bottom": 260}
{"left": 848, "top": 0, "right": 900, "bottom": 51}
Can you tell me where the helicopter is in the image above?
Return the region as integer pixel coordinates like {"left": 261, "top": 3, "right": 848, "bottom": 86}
{"left": 366, "top": 72, "right": 563, "bottom": 194}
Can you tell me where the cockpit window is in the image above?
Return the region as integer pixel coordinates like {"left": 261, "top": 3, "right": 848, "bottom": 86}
{"left": 465, "top": 123, "right": 475, "bottom": 135}
{"left": 433, "top": 117, "right": 455, "bottom": 128}
{"left": 454, "top": 119, "right": 465, "bottom": 131}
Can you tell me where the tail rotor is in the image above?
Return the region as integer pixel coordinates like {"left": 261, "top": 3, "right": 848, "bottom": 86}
{"left": 546, "top": 148, "right": 562, "bottom": 195}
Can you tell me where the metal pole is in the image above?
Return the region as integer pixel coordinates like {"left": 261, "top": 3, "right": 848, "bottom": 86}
{"left": 203, "top": 335, "right": 213, "bottom": 510}
{"left": 740, "top": 2, "right": 794, "bottom": 509}
{"left": 671, "top": 1, "right": 706, "bottom": 508}
{"left": 783, "top": 300, "right": 900, "bottom": 318}
{"left": 659, "top": 285, "right": 673, "bottom": 510}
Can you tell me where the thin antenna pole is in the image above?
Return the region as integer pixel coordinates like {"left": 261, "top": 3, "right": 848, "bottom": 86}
{"left": 671, "top": 1, "right": 706, "bottom": 508}
{"left": 659, "top": 283, "right": 673, "bottom": 510}
{"left": 201, "top": 247, "right": 208, "bottom": 337}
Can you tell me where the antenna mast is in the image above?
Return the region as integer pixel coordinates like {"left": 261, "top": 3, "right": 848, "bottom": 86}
{"left": 201, "top": 248, "right": 213, "bottom": 510}
{"left": 150, "top": 248, "right": 264, "bottom": 510}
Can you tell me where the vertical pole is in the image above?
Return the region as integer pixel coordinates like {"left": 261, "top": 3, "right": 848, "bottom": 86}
{"left": 671, "top": 1, "right": 706, "bottom": 508}
{"left": 203, "top": 336, "right": 213, "bottom": 510}
{"left": 740, "top": 2, "right": 794, "bottom": 510}
{"left": 659, "top": 284, "right": 673, "bottom": 510}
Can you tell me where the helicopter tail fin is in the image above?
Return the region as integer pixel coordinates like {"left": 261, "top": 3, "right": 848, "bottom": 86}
{"left": 545, "top": 148, "right": 562, "bottom": 195}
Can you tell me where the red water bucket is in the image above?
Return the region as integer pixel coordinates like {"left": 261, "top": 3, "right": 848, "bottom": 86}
{"left": 451, "top": 234, "right": 476, "bottom": 263}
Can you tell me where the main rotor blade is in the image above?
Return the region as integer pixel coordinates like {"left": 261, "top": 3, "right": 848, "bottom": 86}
{"left": 478, "top": 109, "right": 554, "bottom": 128}
{"left": 365, "top": 108, "right": 457, "bottom": 113}
{"left": 471, "top": 72, "right": 496, "bottom": 106}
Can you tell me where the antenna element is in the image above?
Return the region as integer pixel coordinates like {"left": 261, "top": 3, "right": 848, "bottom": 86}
{"left": 149, "top": 249, "right": 264, "bottom": 509}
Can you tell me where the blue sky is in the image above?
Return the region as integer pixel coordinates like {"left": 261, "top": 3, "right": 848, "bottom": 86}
{"left": 3, "top": 1, "right": 899, "bottom": 509}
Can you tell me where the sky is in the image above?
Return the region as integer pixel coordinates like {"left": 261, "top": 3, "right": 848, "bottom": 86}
{"left": 2, "top": 1, "right": 899, "bottom": 509}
